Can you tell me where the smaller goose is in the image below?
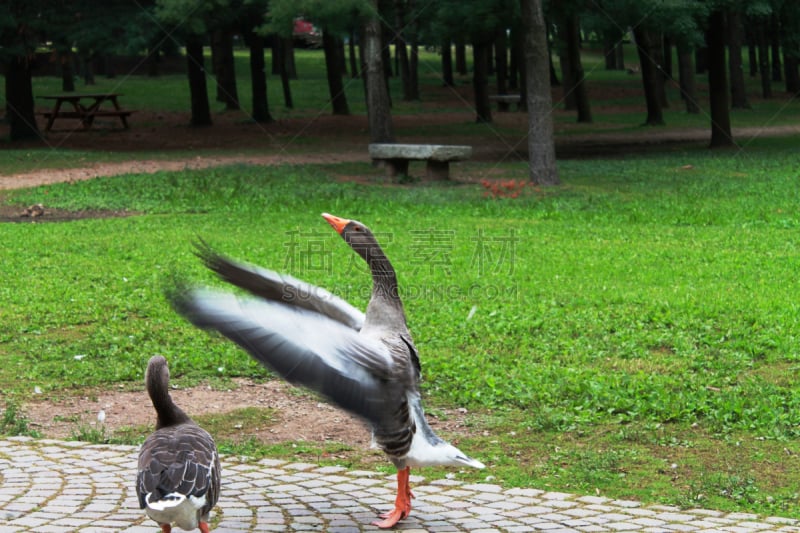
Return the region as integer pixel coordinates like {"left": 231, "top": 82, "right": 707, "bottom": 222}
{"left": 136, "top": 355, "right": 221, "bottom": 533}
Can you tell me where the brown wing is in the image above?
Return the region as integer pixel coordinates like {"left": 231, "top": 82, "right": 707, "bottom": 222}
{"left": 136, "top": 422, "right": 220, "bottom": 517}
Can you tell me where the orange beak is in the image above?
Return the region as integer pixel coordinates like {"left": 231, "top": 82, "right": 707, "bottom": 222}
{"left": 322, "top": 213, "right": 349, "bottom": 234}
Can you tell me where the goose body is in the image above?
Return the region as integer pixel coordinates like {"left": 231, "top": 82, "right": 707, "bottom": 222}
{"left": 137, "top": 356, "right": 221, "bottom": 533}
{"left": 170, "top": 213, "right": 483, "bottom": 528}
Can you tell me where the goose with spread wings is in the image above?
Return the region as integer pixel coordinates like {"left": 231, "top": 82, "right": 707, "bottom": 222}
{"left": 169, "top": 213, "right": 484, "bottom": 528}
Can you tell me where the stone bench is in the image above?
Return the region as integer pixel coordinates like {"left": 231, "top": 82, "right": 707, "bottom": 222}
{"left": 489, "top": 94, "right": 521, "bottom": 112}
{"left": 368, "top": 143, "right": 473, "bottom": 180}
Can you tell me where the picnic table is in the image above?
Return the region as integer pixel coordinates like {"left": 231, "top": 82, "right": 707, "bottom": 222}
{"left": 38, "top": 93, "right": 133, "bottom": 131}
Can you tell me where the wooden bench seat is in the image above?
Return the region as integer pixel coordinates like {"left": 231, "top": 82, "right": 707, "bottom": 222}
{"left": 489, "top": 94, "right": 521, "bottom": 112}
{"left": 39, "top": 110, "right": 133, "bottom": 129}
{"left": 368, "top": 143, "right": 473, "bottom": 180}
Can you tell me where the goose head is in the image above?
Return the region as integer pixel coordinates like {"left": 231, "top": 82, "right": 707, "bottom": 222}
{"left": 322, "top": 213, "right": 392, "bottom": 275}
{"left": 146, "top": 355, "right": 190, "bottom": 429}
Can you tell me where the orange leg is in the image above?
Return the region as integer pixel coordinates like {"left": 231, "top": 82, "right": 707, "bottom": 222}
{"left": 371, "top": 467, "right": 414, "bottom": 528}
{"left": 160, "top": 525, "right": 171, "bottom": 533}
{"left": 199, "top": 522, "right": 211, "bottom": 533}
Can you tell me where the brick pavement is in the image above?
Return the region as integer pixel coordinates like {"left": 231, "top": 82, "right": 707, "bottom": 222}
{"left": 1, "top": 436, "right": 799, "bottom": 532}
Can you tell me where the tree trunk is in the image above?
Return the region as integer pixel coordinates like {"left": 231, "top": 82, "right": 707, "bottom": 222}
{"left": 662, "top": 35, "right": 673, "bottom": 78}
{"left": 785, "top": 55, "right": 800, "bottom": 94}
{"left": 558, "top": 47, "right": 575, "bottom": 110}
{"left": 563, "top": 13, "right": 591, "bottom": 122}
{"left": 495, "top": 29, "right": 508, "bottom": 95}
{"left": 381, "top": 21, "right": 393, "bottom": 78}
{"left": 81, "top": 53, "right": 95, "bottom": 85}
{"left": 283, "top": 37, "right": 297, "bottom": 79}
{"left": 603, "top": 32, "right": 616, "bottom": 70}
{"left": 520, "top": 0, "right": 559, "bottom": 186}
{"left": 770, "top": 14, "right": 782, "bottom": 82}
{"left": 441, "top": 39, "right": 454, "bottom": 87}
{"left": 518, "top": 31, "right": 528, "bottom": 112}
{"left": 247, "top": 31, "right": 272, "bottom": 123}
{"left": 364, "top": 10, "right": 394, "bottom": 143}
{"left": 695, "top": 46, "right": 707, "bottom": 74}
{"left": 146, "top": 42, "right": 161, "bottom": 77}
{"left": 746, "top": 26, "right": 757, "bottom": 76}
{"left": 728, "top": 10, "right": 750, "bottom": 109}
{"left": 549, "top": 41, "right": 560, "bottom": 86}
{"left": 348, "top": 29, "right": 359, "bottom": 78}
{"left": 677, "top": 43, "right": 700, "bottom": 114}
{"left": 615, "top": 41, "right": 625, "bottom": 70}
{"left": 633, "top": 26, "right": 665, "bottom": 125}
{"left": 509, "top": 23, "right": 522, "bottom": 90}
{"left": 455, "top": 41, "right": 467, "bottom": 75}
{"left": 211, "top": 29, "right": 240, "bottom": 110}
{"left": 60, "top": 49, "right": 75, "bottom": 92}
{"left": 408, "top": 0, "right": 420, "bottom": 100}
{"left": 5, "top": 56, "right": 40, "bottom": 141}
{"left": 186, "top": 37, "right": 212, "bottom": 127}
{"left": 322, "top": 30, "right": 350, "bottom": 115}
{"left": 274, "top": 37, "right": 294, "bottom": 108}
{"left": 654, "top": 33, "right": 668, "bottom": 109}
{"left": 472, "top": 40, "right": 492, "bottom": 123}
{"left": 707, "top": 10, "right": 734, "bottom": 148}
{"left": 756, "top": 20, "right": 772, "bottom": 98}
{"left": 394, "top": 0, "right": 412, "bottom": 100}
{"left": 409, "top": 40, "right": 419, "bottom": 100}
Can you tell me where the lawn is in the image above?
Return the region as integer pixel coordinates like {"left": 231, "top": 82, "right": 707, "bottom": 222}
{"left": 2, "top": 45, "right": 800, "bottom": 520}
{"left": 2, "top": 138, "right": 800, "bottom": 518}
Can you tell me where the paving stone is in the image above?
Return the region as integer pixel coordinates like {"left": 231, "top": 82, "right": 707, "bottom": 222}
{"left": 2, "top": 438, "right": 800, "bottom": 532}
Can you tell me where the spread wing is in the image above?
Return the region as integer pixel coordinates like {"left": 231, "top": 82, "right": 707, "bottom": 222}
{"left": 194, "top": 241, "right": 366, "bottom": 331}
{"left": 136, "top": 423, "right": 220, "bottom": 516}
{"left": 169, "top": 287, "right": 413, "bottom": 428}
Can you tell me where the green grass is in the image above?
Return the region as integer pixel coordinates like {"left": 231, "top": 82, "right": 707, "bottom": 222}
{"left": 2, "top": 142, "right": 800, "bottom": 517}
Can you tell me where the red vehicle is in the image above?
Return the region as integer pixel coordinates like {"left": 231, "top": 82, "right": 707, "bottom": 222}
{"left": 293, "top": 18, "right": 321, "bottom": 48}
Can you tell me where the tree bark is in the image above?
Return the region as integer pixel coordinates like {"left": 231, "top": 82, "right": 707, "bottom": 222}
{"left": 322, "top": 30, "right": 350, "bottom": 115}
{"left": 695, "top": 46, "right": 707, "bottom": 74}
{"left": 785, "top": 55, "right": 800, "bottom": 94}
{"left": 364, "top": 11, "right": 394, "bottom": 142}
{"left": 558, "top": 46, "right": 575, "bottom": 110}
{"left": 211, "top": 29, "right": 240, "bottom": 110}
{"left": 441, "top": 39, "right": 454, "bottom": 87}
{"left": 186, "top": 37, "right": 212, "bottom": 127}
{"left": 677, "top": 43, "right": 700, "bottom": 114}
{"left": 81, "top": 53, "right": 95, "bottom": 85}
{"left": 662, "top": 36, "right": 673, "bottom": 78}
{"left": 562, "top": 13, "right": 591, "bottom": 122}
{"left": 728, "top": 10, "right": 750, "bottom": 109}
{"left": 520, "top": 0, "right": 559, "bottom": 186}
{"left": 348, "top": 29, "right": 359, "bottom": 78}
{"left": 707, "top": 10, "right": 734, "bottom": 148}
{"left": 509, "top": 23, "right": 522, "bottom": 90}
{"left": 495, "top": 29, "right": 508, "bottom": 95}
{"left": 274, "top": 36, "right": 294, "bottom": 108}
{"left": 756, "top": 19, "right": 772, "bottom": 98}
{"left": 770, "top": 14, "right": 782, "bottom": 82}
{"left": 247, "top": 31, "right": 272, "bottom": 123}
{"left": 5, "top": 56, "right": 40, "bottom": 141}
{"left": 394, "top": 0, "right": 412, "bottom": 100}
{"left": 633, "top": 26, "right": 664, "bottom": 125}
{"left": 60, "top": 49, "right": 75, "bottom": 92}
{"left": 455, "top": 41, "right": 467, "bottom": 75}
{"left": 746, "top": 27, "right": 757, "bottom": 76}
{"left": 472, "top": 40, "right": 492, "bottom": 123}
